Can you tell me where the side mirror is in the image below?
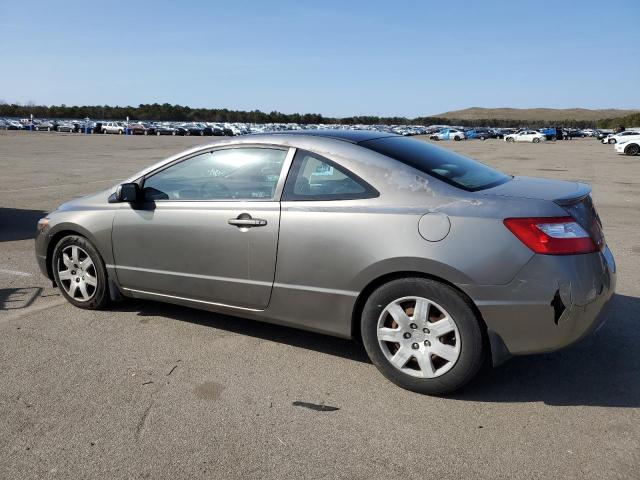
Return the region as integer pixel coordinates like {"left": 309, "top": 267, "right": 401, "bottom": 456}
{"left": 115, "top": 183, "right": 141, "bottom": 203}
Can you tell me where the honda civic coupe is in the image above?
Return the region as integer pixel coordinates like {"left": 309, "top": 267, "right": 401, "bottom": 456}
{"left": 35, "top": 130, "right": 616, "bottom": 394}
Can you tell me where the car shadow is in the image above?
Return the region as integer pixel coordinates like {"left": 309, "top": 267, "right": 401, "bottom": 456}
{"left": 0, "top": 287, "right": 43, "bottom": 310}
{"left": 0, "top": 208, "right": 47, "bottom": 242}
{"left": 110, "top": 299, "right": 371, "bottom": 364}
{"left": 110, "top": 293, "right": 639, "bottom": 407}
{"left": 452, "top": 293, "right": 640, "bottom": 407}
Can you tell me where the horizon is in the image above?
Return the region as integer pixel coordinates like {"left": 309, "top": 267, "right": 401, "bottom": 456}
{"left": 1, "top": 0, "right": 639, "bottom": 117}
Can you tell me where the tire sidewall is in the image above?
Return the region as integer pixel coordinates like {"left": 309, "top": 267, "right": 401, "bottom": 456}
{"left": 361, "top": 278, "right": 484, "bottom": 395}
{"left": 52, "top": 235, "right": 109, "bottom": 309}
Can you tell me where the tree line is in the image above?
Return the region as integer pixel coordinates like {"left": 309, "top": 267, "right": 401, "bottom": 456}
{"left": 596, "top": 112, "right": 640, "bottom": 129}
{"left": 0, "top": 102, "right": 615, "bottom": 128}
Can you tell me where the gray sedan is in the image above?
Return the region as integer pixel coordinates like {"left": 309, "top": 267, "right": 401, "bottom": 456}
{"left": 34, "top": 130, "right": 616, "bottom": 394}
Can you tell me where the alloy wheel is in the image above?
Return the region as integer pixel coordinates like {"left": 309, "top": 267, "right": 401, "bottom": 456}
{"left": 56, "top": 245, "right": 98, "bottom": 302}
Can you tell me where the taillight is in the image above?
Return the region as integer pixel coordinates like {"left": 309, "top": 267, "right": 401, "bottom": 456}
{"left": 503, "top": 217, "right": 598, "bottom": 255}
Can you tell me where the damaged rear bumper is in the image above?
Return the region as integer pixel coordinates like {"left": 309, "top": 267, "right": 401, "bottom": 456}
{"left": 462, "top": 245, "right": 616, "bottom": 364}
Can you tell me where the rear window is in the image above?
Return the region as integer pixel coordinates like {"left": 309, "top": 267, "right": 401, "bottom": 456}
{"left": 361, "top": 137, "right": 511, "bottom": 191}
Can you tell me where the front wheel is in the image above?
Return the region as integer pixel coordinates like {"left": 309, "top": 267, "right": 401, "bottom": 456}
{"left": 453, "top": 136, "right": 460, "bottom": 141}
{"left": 506, "top": 137, "right": 514, "bottom": 142}
{"left": 361, "top": 278, "right": 484, "bottom": 395}
{"left": 52, "top": 235, "right": 110, "bottom": 310}
{"left": 609, "top": 138, "right": 616, "bottom": 144}
{"left": 625, "top": 144, "right": 640, "bottom": 156}
{"left": 533, "top": 137, "right": 540, "bottom": 143}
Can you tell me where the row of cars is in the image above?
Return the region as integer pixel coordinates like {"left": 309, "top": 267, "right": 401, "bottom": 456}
{"left": 428, "top": 127, "right": 606, "bottom": 143}
{"left": 99, "top": 121, "right": 241, "bottom": 136}
{"left": 2, "top": 117, "right": 637, "bottom": 155}
{"left": 0, "top": 118, "right": 246, "bottom": 136}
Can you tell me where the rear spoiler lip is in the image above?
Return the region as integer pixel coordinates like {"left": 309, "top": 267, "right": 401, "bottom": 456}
{"left": 553, "top": 183, "right": 592, "bottom": 206}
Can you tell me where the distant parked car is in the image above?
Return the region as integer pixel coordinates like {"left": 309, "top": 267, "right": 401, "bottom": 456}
{"left": 429, "top": 128, "right": 465, "bottom": 141}
{"left": 601, "top": 130, "right": 640, "bottom": 144}
{"left": 504, "top": 130, "right": 546, "bottom": 143}
{"left": 102, "top": 122, "right": 125, "bottom": 134}
{"left": 34, "top": 121, "right": 55, "bottom": 131}
{"left": 128, "top": 123, "right": 156, "bottom": 135}
{"left": 473, "top": 128, "right": 494, "bottom": 140}
{"left": 154, "top": 124, "right": 177, "bottom": 136}
{"left": 56, "top": 122, "right": 75, "bottom": 133}
{"left": 182, "top": 124, "right": 205, "bottom": 136}
{"left": 3, "top": 120, "right": 24, "bottom": 130}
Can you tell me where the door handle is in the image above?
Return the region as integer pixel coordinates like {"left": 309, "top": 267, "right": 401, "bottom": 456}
{"left": 228, "top": 213, "right": 267, "bottom": 227}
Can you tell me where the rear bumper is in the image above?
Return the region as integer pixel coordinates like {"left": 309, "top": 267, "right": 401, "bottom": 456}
{"left": 462, "top": 246, "right": 616, "bottom": 361}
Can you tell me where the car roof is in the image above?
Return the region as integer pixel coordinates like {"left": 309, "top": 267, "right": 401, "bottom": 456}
{"left": 266, "top": 129, "right": 398, "bottom": 144}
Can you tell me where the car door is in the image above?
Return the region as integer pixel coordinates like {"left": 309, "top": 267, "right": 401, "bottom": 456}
{"left": 111, "top": 145, "right": 294, "bottom": 310}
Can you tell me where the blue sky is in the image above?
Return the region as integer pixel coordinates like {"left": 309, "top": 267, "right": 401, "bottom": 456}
{"left": 1, "top": 0, "right": 638, "bottom": 117}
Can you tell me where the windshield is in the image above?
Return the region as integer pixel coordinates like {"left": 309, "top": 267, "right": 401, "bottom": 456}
{"left": 360, "top": 136, "right": 511, "bottom": 191}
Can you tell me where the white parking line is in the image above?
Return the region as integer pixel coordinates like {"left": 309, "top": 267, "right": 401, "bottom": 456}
{"left": 0, "top": 269, "right": 32, "bottom": 277}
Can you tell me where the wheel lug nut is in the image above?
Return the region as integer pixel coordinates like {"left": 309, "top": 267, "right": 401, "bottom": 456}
{"left": 71, "top": 270, "right": 76, "bottom": 275}
{"left": 424, "top": 340, "right": 431, "bottom": 347}
{"left": 411, "top": 343, "right": 419, "bottom": 350}
{"left": 75, "top": 278, "right": 80, "bottom": 282}
{"left": 410, "top": 323, "right": 417, "bottom": 329}
{"left": 423, "top": 328, "right": 430, "bottom": 334}
{"left": 403, "top": 332, "right": 411, "bottom": 339}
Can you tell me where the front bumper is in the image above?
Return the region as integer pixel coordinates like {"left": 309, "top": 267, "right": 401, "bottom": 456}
{"left": 35, "top": 229, "right": 51, "bottom": 279}
{"left": 463, "top": 246, "right": 616, "bottom": 359}
{"left": 614, "top": 143, "right": 629, "bottom": 154}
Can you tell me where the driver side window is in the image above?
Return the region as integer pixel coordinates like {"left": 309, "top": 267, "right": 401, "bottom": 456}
{"left": 143, "top": 147, "right": 288, "bottom": 201}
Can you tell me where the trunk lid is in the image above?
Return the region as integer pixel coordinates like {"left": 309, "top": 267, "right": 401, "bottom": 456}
{"left": 481, "top": 176, "right": 605, "bottom": 249}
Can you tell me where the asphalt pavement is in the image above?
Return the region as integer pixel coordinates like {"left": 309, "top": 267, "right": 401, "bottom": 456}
{"left": 1, "top": 131, "right": 638, "bottom": 479}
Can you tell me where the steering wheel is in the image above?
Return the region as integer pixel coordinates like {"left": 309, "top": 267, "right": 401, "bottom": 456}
{"left": 199, "top": 180, "right": 230, "bottom": 199}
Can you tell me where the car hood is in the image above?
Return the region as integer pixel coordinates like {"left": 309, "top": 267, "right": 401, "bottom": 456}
{"left": 479, "top": 176, "right": 590, "bottom": 203}
{"left": 56, "top": 189, "right": 113, "bottom": 212}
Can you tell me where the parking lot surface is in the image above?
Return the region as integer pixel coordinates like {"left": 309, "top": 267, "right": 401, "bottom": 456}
{"left": 1, "top": 131, "right": 639, "bottom": 479}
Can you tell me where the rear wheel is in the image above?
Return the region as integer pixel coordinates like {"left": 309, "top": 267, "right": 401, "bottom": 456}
{"left": 361, "top": 278, "right": 484, "bottom": 395}
{"left": 453, "top": 136, "right": 461, "bottom": 141}
{"left": 506, "top": 137, "right": 514, "bottom": 142}
{"left": 625, "top": 144, "right": 640, "bottom": 156}
{"left": 52, "top": 235, "right": 110, "bottom": 310}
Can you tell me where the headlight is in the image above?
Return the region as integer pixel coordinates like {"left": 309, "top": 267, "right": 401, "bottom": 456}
{"left": 37, "top": 217, "right": 50, "bottom": 232}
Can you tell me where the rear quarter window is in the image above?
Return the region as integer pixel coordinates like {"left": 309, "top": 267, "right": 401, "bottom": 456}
{"left": 360, "top": 137, "right": 510, "bottom": 192}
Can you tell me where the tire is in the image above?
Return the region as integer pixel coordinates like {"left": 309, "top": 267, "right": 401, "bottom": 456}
{"left": 625, "top": 144, "right": 640, "bottom": 156}
{"left": 609, "top": 138, "right": 616, "bottom": 144}
{"left": 361, "top": 277, "right": 484, "bottom": 395}
{"left": 453, "top": 136, "right": 460, "bottom": 141}
{"left": 51, "top": 235, "right": 110, "bottom": 310}
{"left": 506, "top": 137, "right": 514, "bottom": 143}
{"left": 533, "top": 137, "right": 540, "bottom": 143}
